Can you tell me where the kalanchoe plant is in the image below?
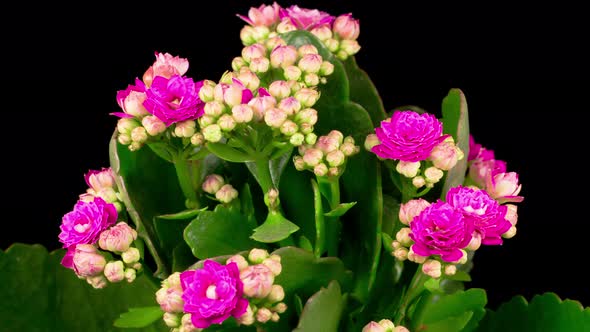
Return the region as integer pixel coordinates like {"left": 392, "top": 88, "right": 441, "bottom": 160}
{"left": 1, "top": 2, "right": 588, "bottom": 332}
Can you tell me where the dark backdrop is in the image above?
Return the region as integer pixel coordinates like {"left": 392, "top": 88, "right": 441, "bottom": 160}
{"left": 3, "top": 1, "right": 588, "bottom": 310}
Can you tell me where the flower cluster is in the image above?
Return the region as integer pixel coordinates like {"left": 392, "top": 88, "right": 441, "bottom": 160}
{"left": 294, "top": 129, "right": 360, "bottom": 177}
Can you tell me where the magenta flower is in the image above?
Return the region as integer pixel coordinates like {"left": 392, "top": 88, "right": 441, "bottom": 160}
{"left": 279, "top": 5, "right": 335, "bottom": 30}
{"left": 468, "top": 135, "right": 482, "bottom": 161}
{"left": 112, "top": 79, "right": 147, "bottom": 119}
{"left": 180, "top": 260, "right": 249, "bottom": 329}
{"left": 372, "top": 110, "right": 447, "bottom": 162}
{"left": 58, "top": 197, "right": 118, "bottom": 249}
{"left": 143, "top": 75, "right": 205, "bottom": 126}
{"left": 237, "top": 2, "right": 281, "bottom": 27}
{"left": 409, "top": 200, "right": 473, "bottom": 262}
{"left": 446, "top": 186, "right": 512, "bottom": 245}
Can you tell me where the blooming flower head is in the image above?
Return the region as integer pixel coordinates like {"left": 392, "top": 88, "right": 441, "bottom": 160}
{"left": 143, "top": 52, "right": 189, "bottom": 87}
{"left": 372, "top": 110, "right": 447, "bottom": 162}
{"left": 409, "top": 200, "right": 473, "bottom": 262}
{"left": 469, "top": 158, "right": 506, "bottom": 188}
{"left": 279, "top": 5, "right": 335, "bottom": 30}
{"left": 143, "top": 75, "right": 205, "bottom": 126}
{"left": 180, "top": 260, "right": 248, "bottom": 329}
{"left": 114, "top": 79, "right": 148, "bottom": 118}
{"left": 58, "top": 197, "right": 118, "bottom": 248}
{"left": 446, "top": 186, "right": 512, "bottom": 245}
{"left": 238, "top": 2, "right": 281, "bottom": 27}
{"left": 84, "top": 167, "right": 116, "bottom": 193}
{"left": 486, "top": 171, "right": 524, "bottom": 203}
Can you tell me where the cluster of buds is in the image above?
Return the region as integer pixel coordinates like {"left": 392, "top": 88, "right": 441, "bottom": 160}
{"left": 365, "top": 134, "right": 464, "bottom": 189}
{"left": 116, "top": 116, "right": 167, "bottom": 152}
{"left": 309, "top": 13, "right": 361, "bottom": 60}
{"left": 98, "top": 222, "right": 142, "bottom": 283}
{"left": 293, "top": 130, "right": 360, "bottom": 177}
{"left": 228, "top": 249, "right": 287, "bottom": 326}
{"left": 79, "top": 168, "right": 124, "bottom": 212}
{"left": 362, "top": 319, "right": 409, "bottom": 332}
{"left": 201, "top": 174, "right": 239, "bottom": 203}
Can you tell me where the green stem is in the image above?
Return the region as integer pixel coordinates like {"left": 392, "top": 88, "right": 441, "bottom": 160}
{"left": 394, "top": 268, "right": 429, "bottom": 326}
{"left": 319, "top": 176, "right": 342, "bottom": 257}
{"left": 173, "top": 154, "right": 200, "bottom": 209}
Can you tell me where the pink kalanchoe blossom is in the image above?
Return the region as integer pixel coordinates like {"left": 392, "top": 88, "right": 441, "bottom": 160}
{"left": 143, "top": 52, "right": 189, "bottom": 87}
{"left": 279, "top": 5, "right": 335, "bottom": 30}
{"left": 486, "top": 172, "right": 524, "bottom": 203}
{"left": 70, "top": 244, "right": 107, "bottom": 277}
{"left": 180, "top": 260, "right": 249, "bottom": 329}
{"left": 446, "top": 186, "right": 512, "bottom": 245}
{"left": 58, "top": 197, "right": 118, "bottom": 249}
{"left": 372, "top": 110, "right": 448, "bottom": 162}
{"left": 332, "top": 14, "right": 360, "bottom": 40}
{"left": 98, "top": 221, "right": 138, "bottom": 253}
{"left": 143, "top": 75, "right": 205, "bottom": 126}
{"left": 214, "top": 78, "right": 254, "bottom": 108}
{"left": 84, "top": 167, "right": 116, "bottom": 192}
{"left": 113, "top": 79, "right": 149, "bottom": 118}
{"left": 237, "top": 2, "right": 281, "bottom": 27}
{"left": 409, "top": 200, "right": 473, "bottom": 262}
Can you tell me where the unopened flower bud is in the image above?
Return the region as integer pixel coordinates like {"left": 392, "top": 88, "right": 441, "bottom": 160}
{"left": 503, "top": 226, "right": 517, "bottom": 239}
{"left": 290, "top": 133, "right": 305, "bottom": 146}
{"left": 336, "top": 50, "right": 349, "bottom": 60}
{"left": 314, "top": 163, "right": 328, "bottom": 176}
{"left": 303, "top": 73, "right": 320, "bottom": 86}
{"left": 444, "top": 264, "right": 457, "bottom": 276}
{"left": 181, "top": 314, "right": 197, "bottom": 331}
{"left": 311, "top": 25, "right": 333, "bottom": 41}
{"left": 282, "top": 65, "right": 302, "bottom": 81}
{"left": 303, "top": 148, "right": 324, "bottom": 166}
{"left": 265, "top": 35, "right": 286, "bottom": 50}
{"left": 262, "top": 255, "right": 282, "bottom": 276}
{"left": 394, "top": 326, "right": 410, "bottom": 332}
{"left": 364, "top": 133, "right": 380, "bottom": 151}
{"left": 129, "top": 126, "right": 148, "bottom": 143}
{"left": 424, "top": 166, "right": 444, "bottom": 183}
{"left": 269, "top": 80, "right": 291, "bottom": 99}
{"left": 319, "top": 61, "right": 335, "bottom": 76}
{"left": 273, "top": 302, "right": 287, "bottom": 314}
{"left": 237, "top": 69, "right": 261, "bottom": 91}
{"left": 227, "top": 255, "right": 249, "bottom": 271}
{"left": 217, "top": 114, "right": 236, "bottom": 132}
{"left": 87, "top": 275, "right": 108, "bottom": 289}
{"left": 270, "top": 45, "right": 298, "bottom": 68}
{"left": 327, "top": 167, "right": 339, "bottom": 177}
{"left": 249, "top": 57, "right": 270, "bottom": 73}
{"left": 267, "top": 284, "right": 285, "bottom": 303}
{"left": 232, "top": 104, "right": 254, "bottom": 123}
{"left": 124, "top": 268, "right": 136, "bottom": 283}
{"left": 340, "top": 39, "right": 361, "bottom": 55}
{"left": 219, "top": 71, "right": 236, "bottom": 85}
{"left": 293, "top": 156, "right": 306, "bottom": 170}
{"left": 128, "top": 141, "right": 143, "bottom": 151}
{"left": 216, "top": 184, "right": 238, "bottom": 203}
{"left": 232, "top": 57, "right": 247, "bottom": 72}
{"left": 295, "top": 108, "right": 318, "bottom": 125}
{"left": 340, "top": 142, "right": 359, "bottom": 156}
{"left": 392, "top": 241, "right": 401, "bottom": 249}
{"left": 467, "top": 232, "right": 482, "bottom": 251}
{"left": 299, "top": 123, "right": 314, "bottom": 134}
{"left": 141, "top": 115, "right": 166, "bottom": 136}
{"left": 242, "top": 44, "right": 266, "bottom": 63}
{"left": 99, "top": 222, "right": 137, "bottom": 253}
{"left": 204, "top": 101, "right": 226, "bottom": 118}
{"left": 72, "top": 244, "right": 106, "bottom": 277}
{"left": 454, "top": 249, "right": 468, "bottom": 264}
{"left": 190, "top": 133, "right": 204, "bottom": 146}
{"left": 276, "top": 18, "right": 297, "bottom": 33}
{"left": 422, "top": 259, "right": 442, "bottom": 278}
{"left": 117, "top": 118, "right": 139, "bottom": 135}
{"left": 505, "top": 204, "right": 518, "bottom": 225}
{"left": 271, "top": 312, "right": 280, "bottom": 322}
{"left": 326, "top": 150, "right": 345, "bottom": 167}
{"left": 324, "top": 38, "right": 340, "bottom": 52}
{"left": 298, "top": 54, "right": 323, "bottom": 73}
{"left": 198, "top": 80, "right": 216, "bottom": 102}
{"left": 249, "top": 94, "right": 276, "bottom": 121}
{"left": 396, "top": 161, "right": 421, "bottom": 178}
{"left": 393, "top": 247, "right": 408, "bottom": 261}
{"left": 278, "top": 96, "right": 301, "bottom": 115}
{"left": 298, "top": 44, "right": 318, "bottom": 57}
{"left": 280, "top": 120, "right": 298, "bottom": 136}
{"left": 174, "top": 120, "right": 196, "bottom": 138}
{"left": 156, "top": 284, "right": 184, "bottom": 313}
{"left": 238, "top": 305, "right": 256, "bottom": 326}
{"left": 430, "top": 138, "right": 460, "bottom": 170}
{"left": 240, "top": 26, "right": 257, "bottom": 45}
{"left": 294, "top": 88, "right": 319, "bottom": 107}
{"left": 396, "top": 227, "right": 413, "bottom": 247}
{"left": 256, "top": 307, "right": 273, "bottom": 323}
{"left": 251, "top": 26, "right": 270, "bottom": 41}
{"left": 122, "top": 247, "right": 141, "bottom": 264}
{"left": 202, "top": 174, "right": 225, "bottom": 194}
{"left": 264, "top": 108, "right": 288, "bottom": 128}
{"left": 378, "top": 319, "right": 396, "bottom": 330}
{"left": 202, "top": 124, "right": 222, "bottom": 142}
{"left": 305, "top": 133, "right": 317, "bottom": 145}
{"left": 362, "top": 321, "right": 387, "bottom": 332}
{"left": 412, "top": 176, "right": 426, "bottom": 188}
{"left": 408, "top": 246, "right": 427, "bottom": 264}
{"left": 248, "top": 248, "right": 269, "bottom": 264}
{"left": 104, "top": 260, "right": 126, "bottom": 283}
{"left": 333, "top": 14, "right": 360, "bottom": 40}
{"left": 163, "top": 312, "right": 181, "bottom": 328}
{"left": 240, "top": 264, "right": 274, "bottom": 298}
{"left": 94, "top": 187, "right": 118, "bottom": 203}
{"left": 399, "top": 199, "right": 430, "bottom": 225}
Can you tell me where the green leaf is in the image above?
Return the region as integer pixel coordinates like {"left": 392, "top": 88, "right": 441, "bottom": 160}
{"left": 298, "top": 235, "right": 314, "bottom": 253}
{"left": 343, "top": 56, "right": 387, "bottom": 126}
{"left": 324, "top": 202, "right": 357, "bottom": 217}
{"left": 475, "top": 293, "right": 590, "bottom": 332}
{"left": 441, "top": 88, "right": 470, "bottom": 197}
{"left": 110, "top": 131, "right": 186, "bottom": 278}
{"left": 156, "top": 207, "right": 207, "bottom": 220}
{"left": 427, "top": 311, "right": 475, "bottom": 332}
{"left": 146, "top": 141, "right": 176, "bottom": 163}
{"left": 250, "top": 211, "right": 300, "bottom": 243}
{"left": 294, "top": 294, "right": 304, "bottom": 317}
{"left": 239, "top": 183, "right": 255, "bottom": 218}
{"left": 273, "top": 247, "right": 351, "bottom": 296}
{"left": 184, "top": 204, "right": 259, "bottom": 259}
{"left": 424, "top": 277, "right": 441, "bottom": 292}
{"left": 113, "top": 307, "right": 163, "bottom": 328}
{"left": 382, "top": 194, "right": 400, "bottom": 236}
{"left": 381, "top": 232, "right": 395, "bottom": 252}
{"left": 206, "top": 142, "right": 254, "bottom": 162}
{"left": 445, "top": 270, "right": 472, "bottom": 282}
{"left": 0, "top": 244, "right": 165, "bottom": 332}
{"left": 279, "top": 163, "right": 316, "bottom": 248}
{"left": 294, "top": 281, "right": 346, "bottom": 332}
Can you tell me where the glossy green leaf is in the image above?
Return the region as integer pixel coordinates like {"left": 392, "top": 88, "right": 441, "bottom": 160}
{"left": 113, "top": 306, "right": 163, "bottom": 328}
{"left": 206, "top": 142, "right": 254, "bottom": 162}
{"left": 323, "top": 202, "right": 357, "bottom": 217}
{"left": 279, "top": 163, "right": 316, "bottom": 247}
{"left": 156, "top": 207, "right": 207, "bottom": 220}
{"left": 146, "top": 141, "right": 175, "bottom": 163}
{"left": 110, "top": 132, "right": 186, "bottom": 278}
{"left": 298, "top": 235, "right": 314, "bottom": 253}
{"left": 294, "top": 281, "right": 346, "bottom": 332}
{"left": 239, "top": 183, "right": 255, "bottom": 218}
{"left": 427, "top": 311, "right": 474, "bottom": 332}
{"left": 154, "top": 213, "right": 196, "bottom": 269}
{"left": 343, "top": 56, "right": 387, "bottom": 126}
{"left": 441, "top": 88, "right": 470, "bottom": 197}
{"left": 382, "top": 194, "right": 400, "bottom": 236}
{"left": 250, "top": 211, "right": 300, "bottom": 243}
{"left": 0, "top": 244, "right": 165, "bottom": 332}
{"left": 184, "top": 204, "right": 258, "bottom": 259}
{"left": 424, "top": 277, "right": 441, "bottom": 293}
{"left": 475, "top": 293, "right": 590, "bottom": 332}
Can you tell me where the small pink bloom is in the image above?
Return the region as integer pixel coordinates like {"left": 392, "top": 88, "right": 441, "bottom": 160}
{"left": 409, "top": 201, "right": 473, "bottom": 262}
{"left": 240, "top": 264, "right": 275, "bottom": 298}
{"left": 399, "top": 199, "right": 431, "bottom": 225}
{"left": 237, "top": 2, "right": 281, "bottom": 27}
{"left": 104, "top": 260, "right": 125, "bottom": 283}
{"left": 114, "top": 79, "right": 149, "bottom": 118}
{"left": 270, "top": 45, "right": 298, "bottom": 68}
{"left": 143, "top": 75, "right": 205, "bottom": 126}
{"left": 71, "top": 244, "right": 106, "bottom": 277}
{"left": 98, "top": 222, "right": 137, "bottom": 253}
{"left": 214, "top": 79, "right": 253, "bottom": 108}
{"left": 332, "top": 14, "right": 360, "bottom": 40}
{"left": 486, "top": 172, "right": 524, "bottom": 203}
{"left": 248, "top": 89, "right": 277, "bottom": 121}
{"left": 372, "top": 111, "right": 447, "bottom": 162}
{"left": 143, "top": 52, "right": 189, "bottom": 87}
{"left": 430, "top": 139, "right": 460, "bottom": 170}
{"left": 84, "top": 167, "right": 116, "bottom": 193}
{"left": 58, "top": 197, "right": 118, "bottom": 248}
{"left": 279, "top": 5, "right": 335, "bottom": 30}
{"left": 180, "top": 260, "right": 249, "bottom": 329}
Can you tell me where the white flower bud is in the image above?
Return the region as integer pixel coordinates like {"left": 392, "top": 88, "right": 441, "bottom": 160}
{"left": 262, "top": 255, "right": 282, "bottom": 276}
{"left": 237, "top": 304, "right": 255, "bottom": 326}
{"left": 505, "top": 204, "right": 518, "bottom": 225}
{"left": 424, "top": 166, "right": 444, "bottom": 183}
{"left": 231, "top": 57, "right": 247, "bottom": 72}
{"left": 163, "top": 312, "right": 181, "bottom": 328}
{"left": 303, "top": 148, "right": 324, "bottom": 167}
{"left": 256, "top": 308, "right": 272, "bottom": 323}
{"left": 267, "top": 284, "right": 285, "bottom": 303}
{"left": 204, "top": 101, "right": 225, "bottom": 118}
{"left": 290, "top": 133, "right": 305, "bottom": 146}
{"left": 295, "top": 108, "right": 318, "bottom": 125}
{"left": 467, "top": 232, "right": 482, "bottom": 251}
{"left": 422, "top": 259, "right": 442, "bottom": 279}
{"left": 399, "top": 199, "right": 430, "bottom": 225}
{"left": 396, "top": 161, "right": 421, "bottom": 178}
{"left": 240, "top": 25, "right": 257, "bottom": 45}
{"left": 270, "top": 45, "right": 298, "bottom": 68}
{"left": 502, "top": 226, "right": 517, "bottom": 239}
{"left": 395, "top": 227, "right": 413, "bottom": 247}
{"left": 249, "top": 57, "right": 270, "bottom": 73}
{"left": 320, "top": 61, "right": 335, "bottom": 76}
{"left": 217, "top": 114, "right": 236, "bottom": 132}
{"left": 311, "top": 25, "right": 333, "bottom": 41}
{"left": 273, "top": 302, "right": 287, "bottom": 314}
{"left": 324, "top": 38, "right": 340, "bottom": 52}
{"left": 242, "top": 44, "right": 266, "bottom": 63}
{"left": 378, "top": 319, "right": 396, "bottom": 330}
{"left": 298, "top": 54, "right": 323, "bottom": 73}
{"left": 269, "top": 80, "right": 291, "bottom": 100}
{"left": 237, "top": 68, "right": 260, "bottom": 91}
{"left": 303, "top": 73, "right": 320, "bottom": 86}
{"left": 117, "top": 118, "right": 139, "bottom": 135}
{"left": 298, "top": 44, "right": 318, "bottom": 57}
{"left": 265, "top": 35, "right": 286, "bottom": 51}
{"left": 264, "top": 108, "right": 288, "bottom": 128}
{"left": 202, "top": 124, "right": 222, "bottom": 142}
{"left": 283, "top": 65, "right": 302, "bottom": 81}
{"left": 215, "top": 184, "right": 238, "bottom": 203}
{"left": 131, "top": 126, "right": 149, "bottom": 143}
{"left": 190, "top": 133, "right": 204, "bottom": 146}
{"left": 198, "top": 80, "right": 216, "bottom": 102}
{"left": 276, "top": 18, "right": 297, "bottom": 33}
{"left": 142, "top": 115, "right": 166, "bottom": 136}
{"left": 277, "top": 96, "right": 301, "bottom": 115}
{"left": 104, "top": 260, "right": 126, "bottom": 283}
{"left": 280, "top": 120, "right": 298, "bottom": 136}
{"left": 340, "top": 39, "right": 361, "bottom": 55}
{"left": 87, "top": 275, "right": 108, "bottom": 289}
{"left": 174, "top": 120, "right": 196, "bottom": 138}
{"left": 364, "top": 133, "right": 380, "bottom": 151}
{"left": 393, "top": 247, "right": 408, "bottom": 261}
{"left": 326, "top": 150, "right": 345, "bottom": 167}
{"left": 248, "top": 248, "right": 269, "bottom": 264}
{"left": 408, "top": 246, "right": 427, "bottom": 264}
{"left": 232, "top": 104, "right": 254, "bottom": 123}
{"left": 444, "top": 264, "right": 457, "bottom": 276}
{"left": 124, "top": 268, "right": 137, "bottom": 283}
{"left": 227, "top": 254, "right": 249, "bottom": 271}
{"left": 305, "top": 133, "right": 317, "bottom": 145}
{"left": 412, "top": 176, "right": 426, "bottom": 188}
{"left": 294, "top": 88, "right": 320, "bottom": 107}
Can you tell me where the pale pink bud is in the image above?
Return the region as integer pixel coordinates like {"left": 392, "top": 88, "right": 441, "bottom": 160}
{"left": 408, "top": 246, "right": 427, "bottom": 264}
{"left": 333, "top": 14, "right": 360, "bottom": 40}
{"left": 273, "top": 302, "right": 287, "bottom": 314}
{"left": 453, "top": 249, "right": 468, "bottom": 265}
{"left": 256, "top": 307, "right": 273, "bottom": 323}
{"left": 232, "top": 57, "right": 247, "bottom": 71}
{"left": 265, "top": 35, "right": 287, "bottom": 51}
{"left": 412, "top": 176, "right": 426, "bottom": 188}
{"left": 362, "top": 321, "right": 387, "bottom": 332}
{"left": 237, "top": 69, "right": 261, "bottom": 91}
{"left": 104, "top": 260, "right": 126, "bottom": 283}
{"left": 311, "top": 25, "right": 333, "bottom": 41}
{"left": 430, "top": 138, "right": 460, "bottom": 170}
{"left": 118, "top": 134, "right": 131, "bottom": 145}
{"left": 276, "top": 18, "right": 297, "bottom": 33}
{"left": 124, "top": 268, "right": 136, "bottom": 283}
{"left": 396, "top": 161, "right": 421, "bottom": 178}
{"left": 394, "top": 326, "right": 410, "bottom": 332}
{"left": 122, "top": 90, "right": 149, "bottom": 117}
{"left": 199, "top": 115, "right": 215, "bottom": 128}
{"left": 226, "top": 81, "right": 252, "bottom": 108}
{"left": 316, "top": 135, "right": 340, "bottom": 153}
{"left": 422, "top": 259, "right": 442, "bottom": 278}
{"left": 504, "top": 204, "right": 518, "bottom": 225}
{"left": 87, "top": 275, "right": 108, "bottom": 289}
{"left": 72, "top": 244, "right": 106, "bottom": 277}
{"left": 216, "top": 184, "right": 239, "bottom": 203}
{"left": 218, "top": 114, "right": 237, "bottom": 132}
{"left": 122, "top": 247, "right": 141, "bottom": 264}
{"left": 190, "top": 132, "right": 204, "bottom": 146}
{"left": 392, "top": 241, "right": 401, "bottom": 249}
{"left": 85, "top": 168, "right": 116, "bottom": 192}
{"left": 278, "top": 96, "right": 301, "bottom": 115}
{"left": 444, "top": 264, "right": 457, "bottom": 276}
{"left": 503, "top": 226, "right": 517, "bottom": 239}
{"left": 128, "top": 141, "right": 143, "bottom": 152}
{"left": 141, "top": 115, "right": 166, "bottom": 136}
{"left": 240, "top": 25, "right": 257, "bottom": 45}
{"left": 202, "top": 124, "right": 222, "bottom": 142}
{"left": 267, "top": 284, "right": 285, "bottom": 303}
{"left": 486, "top": 172, "right": 523, "bottom": 203}
{"left": 328, "top": 167, "right": 340, "bottom": 177}
{"left": 240, "top": 264, "right": 275, "bottom": 298}
{"left": 156, "top": 286, "right": 184, "bottom": 313}
{"left": 306, "top": 133, "right": 318, "bottom": 145}
{"left": 251, "top": 26, "right": 271, "bottom": 41}
{"left": 467, "top": 232, "right": 482, "bottom": 251}
{"left": 174, "top": 120, "right": 196, "bottom": 138}
{"left": 324, "top": 38, "right": 340, "bottom": 52}
{"left": 248, "top": 248, "right": 269, "bottom": 264}
{"left": 232, "top": 104, "right": 254, "bottom": 123}
{"left": 320, "top": 61, "right": 335, "bottom": 76}
{"left": 262, "top": 255, "right": 282, "bottom": 275}
{"left": 300, "top": 123, "right": 314, "bottom": 135}
{"left": 117, "top": 118, "right": 139, "bottom": 135}
{"left": 288, "top": 79, "right": 304, "bottom": 93}
{"left": 424, "top": 166, "right": 444, "bottom": 183}
{"left": 303, "top": 148, "right": 324, "bottom": 166}
{"left": 293, "top": 156, "right": 306, "bottom": 170}
{"left": 295, "top": 108, "right": 318, "bottom": 125}
{"left": 326, "top": 150, "right": 345, "bottom": 167}
{"left": 130, "top": 126, "right": 148, "bottom": 143}
{"left": 298, "top": 54, "right": 323, "bottom": 73}
{"left": 283, "top": 65, "right": 302, "bottom": 81}
{"left": 248, "top": 95, "right": 277, "bottom": 121}
{"left": 364, "top": 133, "right": 381, "bottom": 151}
{"left": 303, "top": 73, "right": 320, "bottom": 86}
{"left": 378, "top": 319, "right": 396, "bottom": 330}
{"left": 399, "top": 199, "right": 431, "bottom": 225}
{"left": 204, "top": 101, "right": 226, "bottom": 117}
{"left": 242, "top": 44, "right": 267, "bottom": 63}
{"left": 340, "top": 39, "right": 361, "bottom": 55}
{"left": 181, "top": 314, "right": 197, "bottom": 331}
{"left": 393, "top": 247, "right": 408, "bottom": 261}
{"left": 340, "top": 142, "right": 359, "bottom": 156}
{"left": 165, "top": 272, "right": 182, "bottom": 289}
{"left": 271, "top": 312, "right": 280, "bottom": 322}
{"left": 270, "top": 45, "right": 298, "bottom": 68}
{"left": 237, "top": 304, "right": 256, "bottom": 326}
{"left": 249, "top": 57, "right": 270, "bottom": 73}
{"left": 395, "top": 227, "right": 413, "bottom": 247}
{"left": 99, "top": 222, "right": 137, "bottom": 253}
{"left": 269, "top": 80, "right": 292, "bottom": 99}
{"left": 280, "top": 120, "right": 298, "bottom": 136}
{"left": 314, "top": 163, "right": 328, "bottom": 176}
{"left": 337, "top": 50, "right": 349, "bottom": 61}
{"left": 202, "top": 174, "right": 225, "bottom": 194}
{"left": 227, "top": 255, "right": 249, "bottom": 271}
{"left": 294, "top": 88, "right": 319, "bottom": 107}
{"left": 298, "top": 44, "right": 319, "bottom": 57}
{"left": 163, "top": 312, "right": 181, "bottom": 328}
{"left": 219, "top": 71, "right": 236, "bottom": 85}
{"left": 264, "top": 108, "right": 288, "bottom": 128}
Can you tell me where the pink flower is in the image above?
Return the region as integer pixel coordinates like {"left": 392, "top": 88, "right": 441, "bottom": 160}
{"left": 446, "top": 186, "right": 512, "bottom": 245}
{"left": 468, "top": 135, "right": 482, "bottom": 161}
{"left": 240, "top": 264, "right": 275, "bottom": 298}
{"left": 113, "top": 79, "right": 149, "bottom": 118}
{"left": 409, "top": 201, "right": 473, "bottom": 262}
{"left": 372, "top": 111, "right": 447, "bottom": 162}
{"left": 486, "top": 172, "right": 524, "bottom": 203}
{"left": 143, "top": 75, "right": 205, "bottom": 126}
{"left": 180, "top": 260, "right": 249, "bottom": 329}
{"left": 237, "top": 2, "right": 281, "bottom": 27}
{"left": 279, "top": 5, "right": 335, "bottom": 30}
{"left": 98, "top": 222, "right": 137, "bottom": 253}
{"left": 58, "top": 197, "right": 118, "bottom": 248}
{"left": 84, "top": 167, "right": 116, "bottom": 192}
{"left": 332, "top": 14, "right": 360, "bottom": 40}
{"left": 66, "top": 244, "right": 106, "bottom": 277}
{"left": 143, "top": 52, "right": 189, "bottom": 87}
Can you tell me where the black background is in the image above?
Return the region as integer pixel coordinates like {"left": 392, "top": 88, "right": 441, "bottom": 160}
{"left": 3, "top": 1, "right": 588, "bottom": 310}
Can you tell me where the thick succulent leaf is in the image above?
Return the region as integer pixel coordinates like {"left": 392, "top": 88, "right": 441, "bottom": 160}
{"left": 250, "top": 211, "right": 300, "bottom": 243}
{"left": 294, "top": 281, "right": 346, "bottom": 332}
{"left": 343, "top": 56, "right": 387, "bottom": 126}
{"left": 0, "top": 244, "right": 165, "bottom": 332}
{"left": 113, "top": 307, "right": 163, "bottom": 328}
{"left": 441, "top": 88, "right": 470, "bottom": 197}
